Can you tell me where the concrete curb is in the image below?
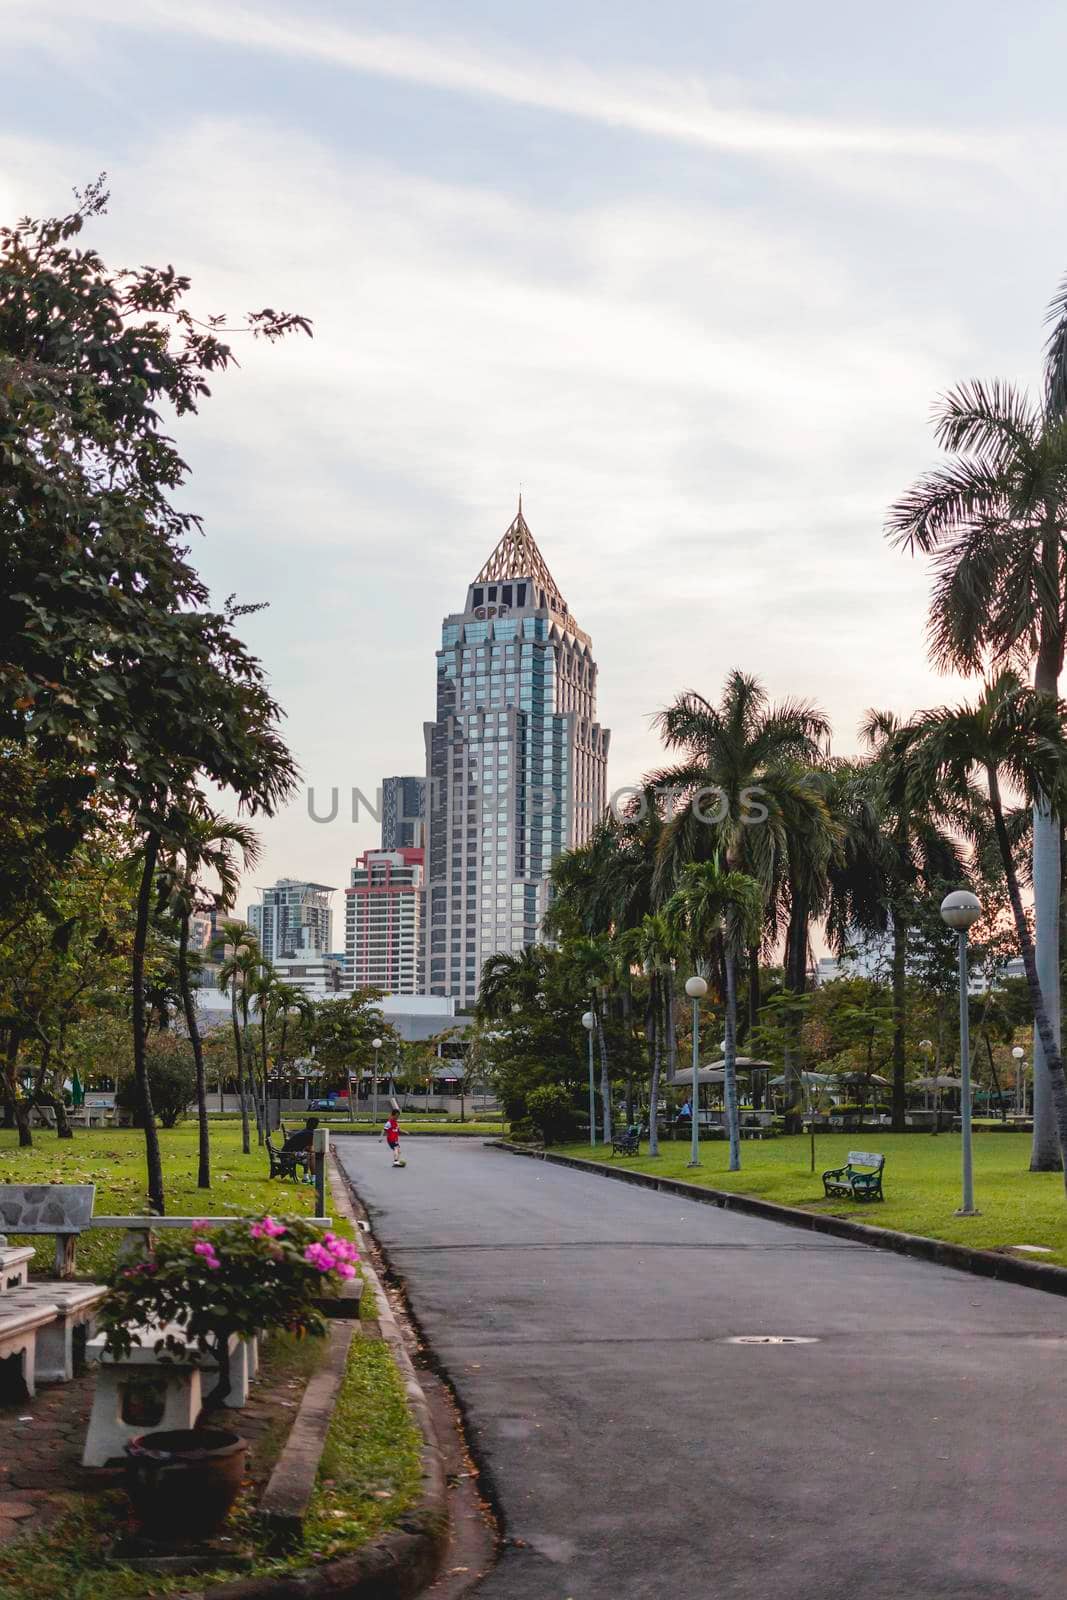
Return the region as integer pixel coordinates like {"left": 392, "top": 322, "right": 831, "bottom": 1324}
{"left": 186, "top": 1157, "right": 449, "bottom": 1600}
{"left": 491, "top": 1141, "right": 1067, "bottom": 1300}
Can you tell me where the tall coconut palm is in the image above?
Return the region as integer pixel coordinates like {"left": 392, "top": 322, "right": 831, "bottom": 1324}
{"left": 666, "top": 860, "right": 763, "bottom": 1172}
{"left": 217, "top": 921, "right": 262, "bottom": 1154}
{"left": 910, "top": 670, "right": 1067, "bottom": 1186}
{"left": 650, "top": 670, "right": 829, "bottom": 1034}
{"left": 888, "top": 280, "right": 1067, "bottom": 1167}
{"left": 249, "top": 963, "right": 280, "bottom": 1134}
{"left": 159, "top": 800, "right": 259, "bottom": 1188}
{"left": 854, "top": 716, "right": 963, "bottom": 1132}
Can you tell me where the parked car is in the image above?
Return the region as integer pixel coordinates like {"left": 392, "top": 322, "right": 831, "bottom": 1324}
{"left": 308, "top": 1097, "right": 336, "bottom": 1111}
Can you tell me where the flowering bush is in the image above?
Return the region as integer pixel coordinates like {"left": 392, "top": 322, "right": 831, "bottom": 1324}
{"left": 100, "top": 1214, "right": 360, "bottom": 1412}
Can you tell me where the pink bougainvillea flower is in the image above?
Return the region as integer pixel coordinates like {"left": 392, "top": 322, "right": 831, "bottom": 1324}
{"left": 262, "top": 1216, "right": 287, "bottom": 1238}
{"left": 191, "top": 1220, "right": 211, "bottom": 1233}
{"left": 194, "top": 1241, "right": 221, "bottom": 1269}
{"left": 335, "top": 1263, "right": 356, "bottom": 1280}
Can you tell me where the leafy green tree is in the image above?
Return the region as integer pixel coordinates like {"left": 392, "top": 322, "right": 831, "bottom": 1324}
{"left": 117, "top": 1033, "right": 196, "bottom": 1130}
{"left": 0, "top": 182, "right": 305, "bottom": 1211}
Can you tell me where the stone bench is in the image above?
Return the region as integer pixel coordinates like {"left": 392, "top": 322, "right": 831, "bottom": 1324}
{"left": 82, "top": 1325, "right": 258, "bottom": 1467}
{"left": 0, "top": 1302, "right": 61, "bottom": 1398}
{"left": 1, "top": 1281, "right": 107, "bottom": 1383}
{"left": 0, "top": 1184, "right": 95, "bottom": 1278}
{"left": 1, "top": 1246, "right": 35, "bottom": 1291}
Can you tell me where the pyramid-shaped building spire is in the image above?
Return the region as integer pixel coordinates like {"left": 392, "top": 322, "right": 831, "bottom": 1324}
{"left": 475, "top": 499, "right": 567, "bottom": 617}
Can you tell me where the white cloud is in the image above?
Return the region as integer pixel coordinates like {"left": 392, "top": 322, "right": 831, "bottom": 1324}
{"left": 13, "top": 0, "right": 1020, "bottom": 174}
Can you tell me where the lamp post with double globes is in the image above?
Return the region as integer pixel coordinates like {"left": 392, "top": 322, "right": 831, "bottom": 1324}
{"left": 581, "top": 1011, "right": 597, "bottom": 1148}
{"left": 685, "top": 976, "right": 708, "bottom": 1167}
{"left": 940, "top": 890, "right": 981, "bottom": 1215}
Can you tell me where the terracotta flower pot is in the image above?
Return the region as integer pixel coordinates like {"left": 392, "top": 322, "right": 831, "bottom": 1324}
{"left": 124, "top": 1428, "right": 247, "bottom": 1539}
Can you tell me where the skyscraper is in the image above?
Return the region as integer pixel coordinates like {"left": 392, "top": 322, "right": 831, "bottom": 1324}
{"left": 381, "top": 775, "right": 426, "bottom": 849}
{"left": 423, "top": 501, "right": 609, "bottom": 1006}
{"left": 248, "top": 879, "right": 335, "bottom": 963}
{"left": 345, "top": 847, "right": 424, "bottom": 995}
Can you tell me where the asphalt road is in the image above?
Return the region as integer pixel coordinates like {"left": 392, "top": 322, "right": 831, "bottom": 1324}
{"left": 336, "top": 1137, "right": 1067, "bottom": 1600}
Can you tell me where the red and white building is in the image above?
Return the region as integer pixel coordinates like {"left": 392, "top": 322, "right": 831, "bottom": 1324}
{"left": 344, "top": 847, "right": 424, "bottom": 995}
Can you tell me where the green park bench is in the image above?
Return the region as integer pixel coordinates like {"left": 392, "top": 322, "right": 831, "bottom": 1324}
{"left": 610, "top": 1125, "right": 642, "bottom": 1156}
{"left": 822, "top": 1150, "right": 886, "bottom": 1203}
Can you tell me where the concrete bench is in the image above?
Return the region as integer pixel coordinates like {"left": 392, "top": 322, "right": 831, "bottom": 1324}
{"left": 1, "top": 1246, "right": 35, "bottom": 1291}
{"left": 0, "top": 1184, "right": 96, "bottom": 1278}
{"left": 82, "top": 1325, "right": 257, "bottom": 1467}
{"left": 1, "top": 1282, "right": 107, "bottom": 1383}
{"left": 0, "top": 1302, "right": 60, "bottom": 1398}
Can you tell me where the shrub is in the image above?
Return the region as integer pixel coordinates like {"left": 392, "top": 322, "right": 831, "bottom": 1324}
{"left": 101, "top": 1215, "right": 357, "bottom": 1412}
{"left": 116, "top": 1034, "right": 196, "bottom": 1128}
{"left": 526, "top": 1084, "right": 574, "bottom": 1146}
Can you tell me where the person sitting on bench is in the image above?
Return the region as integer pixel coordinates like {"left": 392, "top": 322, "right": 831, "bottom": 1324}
{"left": 281, "top": 1117, "right": 318, "bottom": 1180}
{"left": 283, "top": 1116, "right": 319, "bottom": 1152}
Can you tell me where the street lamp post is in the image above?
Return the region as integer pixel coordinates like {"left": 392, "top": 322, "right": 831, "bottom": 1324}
{"left": 1012, "top": 1045, "right": 1026, "bottom": 1118}
{"left": 371, "top": 1036, "right": 383, "bottom": 1123}
{"left": 582, "top": 1011, "right": 596, "bottom": 1148}
{"left": 940, "top": 890, "right": 981, "bottom": 1216}
{"left": 684, "top": 977, "right": 708, "bottom": 1167}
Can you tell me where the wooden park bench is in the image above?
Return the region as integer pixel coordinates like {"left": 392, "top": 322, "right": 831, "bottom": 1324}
{"left": 610, "top": 1125, "right": 642, "bottom": 1156}
{"left": 822, "top": 1150, "right": 886, "bottom": 1203}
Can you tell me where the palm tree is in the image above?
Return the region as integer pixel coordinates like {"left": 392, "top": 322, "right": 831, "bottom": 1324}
{"left": 888, "top": 281, "right": 1067, "bottom": 1167}
{"left": 622, "top": 913, "right": 678, "bottom": 1156}
{"left": 650, "top": 670, "right": 829, "bottom": 1034}
{"left": 271, "top": 982, "right": 310, "bottom": 1123}
{"left": 217, "top": 921, "right": 262, "bottom": 1154}
{"left": 159, "top": 800, "right": 259, "bottom": 1188}
{"left": 853, "top": 716, "right": 962, "bottom": 1131}
{"left": 477, "top": 946, "right": 548, "bottom": 1019}
{"left": 666, "top": 860, "right": 764, "bottom": 1172}
{"left": 565, "top": 934, "right": 618, "bottom": 1143}
{"left": 910, "top": 670, "right": 1067, "bottom": 1185}
{"left": 249, "top": 963, "right": 280, "bottom": 1134}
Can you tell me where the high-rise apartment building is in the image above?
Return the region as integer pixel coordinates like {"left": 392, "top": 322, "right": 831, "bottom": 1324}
{"left": 381, "top": 776, "right": 426, "bottom": 850}
{"left": 345, "top": 848, "right": 424, "bottom": 995}
{"left": 423, "top": 502, "right": 609, "bottom": 1006}
{"left": 248, "top": 879, "right": 335, "bottom": 963}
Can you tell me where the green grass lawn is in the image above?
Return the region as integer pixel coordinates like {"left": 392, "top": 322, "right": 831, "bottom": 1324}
{"left": 555, "top": 1130, "right": 1067, "bottom": 1264}
{"left": 0, "top": 1120, "right": 321, "bottom": 1280}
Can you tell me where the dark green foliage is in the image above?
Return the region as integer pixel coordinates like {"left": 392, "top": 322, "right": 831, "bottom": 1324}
{"left": 526, "top": 1084, "right": 576, "bottom": 1145}
{"left": 116, "top": 1033, "right": 195, "bottom": 1128}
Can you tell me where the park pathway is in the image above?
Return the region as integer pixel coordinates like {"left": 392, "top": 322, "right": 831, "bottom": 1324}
{"left": 336, "top": 1137, "right": 1067, "bottom": 1600}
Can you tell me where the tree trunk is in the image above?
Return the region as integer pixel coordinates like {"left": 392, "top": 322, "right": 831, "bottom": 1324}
{"left": 989, "top": 771, "right": 1067, "bottom": 1188}
{"left": 1031, "top": 586, "right": 1064, "bottom": 1169}
{"left": 133, "top": 832, "right": 165, "bottom": 1214}
{"left": 3, "top": 1027, "right": 32, "bottom": 1148}
{"left": 231, "top": 987, "right": 251, "bottom": 1156}
{"left": 647, "top": 979, "right": 661, "bottom": 1157}
{"left": 596, "top": 1005, "right": 612, "bottom": 1144}
{"left": 621, "top": 984, "right": 634, "bottom": 1127}
{"left": 747, "top": 944, "right": 761, "bottom": 1041}
{"left": 891, "top": 914, "right": 908, "bottom": 1133}
{"left": 723, "top": 949, "right": 741, "bottom": 1172}
{"left": 781, "top": 890, "right": 807, "bottom": 1134}
{"left": 179, "top": 912, "right": 211, "bottom": 1190}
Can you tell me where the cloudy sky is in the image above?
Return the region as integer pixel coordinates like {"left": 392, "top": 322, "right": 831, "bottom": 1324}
{"left": 4, "top": 1, "right": 1067, "bottom": 922}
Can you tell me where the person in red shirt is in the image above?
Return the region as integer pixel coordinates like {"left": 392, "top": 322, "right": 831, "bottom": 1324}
{"left": 381, "top": 1112, "right": 402, "bottom": 1166}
